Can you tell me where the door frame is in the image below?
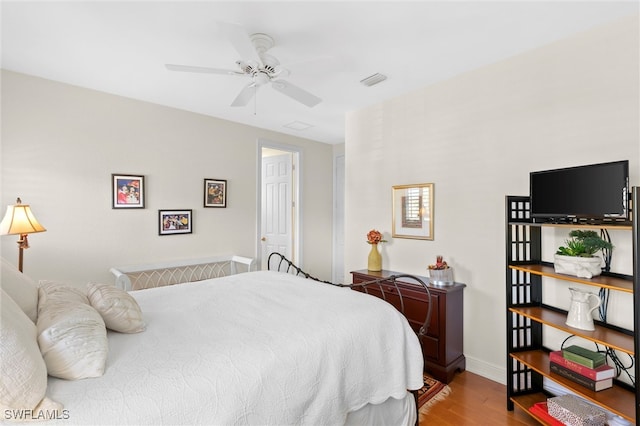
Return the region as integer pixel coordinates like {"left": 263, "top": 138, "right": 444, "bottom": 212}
{"left": 332, "top": 153, "right": 345, "bottom": 283}
{"left": 256, "top": 138, "right": 302, "bottom": 270}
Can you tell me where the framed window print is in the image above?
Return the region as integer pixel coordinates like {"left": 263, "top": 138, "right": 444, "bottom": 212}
{"left": 159, "top": 209, "right": 192, "bottom": 235}
{"left": 112, "top": 174, "right": 145, "bottom": 209}
{"left": 204, "top": 179, "right": 227, "bottom": 208}
{"left": 392, "top": 183, "right": 434, "bottom": 240}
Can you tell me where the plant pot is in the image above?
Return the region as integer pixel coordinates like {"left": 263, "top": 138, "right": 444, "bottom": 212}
{"left": 428, "top": 267, "right": 454, "bottom": 286}
{"left": 553, "top": 254, "right": 603, "bottom": 279}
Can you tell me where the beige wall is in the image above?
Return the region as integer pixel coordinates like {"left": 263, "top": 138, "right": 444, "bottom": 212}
{"left": 1, "top": 71, "right": 334, "bottom": 285}
{"left": 345, "top": 15, "right": 639, "bottom": 383}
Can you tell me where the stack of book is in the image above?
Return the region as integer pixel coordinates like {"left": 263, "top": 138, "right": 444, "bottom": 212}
{"left": 528, "top": 402, "right": 565, "bottom": 426}
{"left": 549, "top": 345, "right": 614, "bottom": 392}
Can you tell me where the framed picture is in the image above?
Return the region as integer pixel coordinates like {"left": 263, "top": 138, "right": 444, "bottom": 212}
{"left": 159, "top": 209, "right": 192, "bottom": 235}
{"left": 204, "top": 179, "right": 227, "bottom": 208}
{"left": 392, "top": 183, "right": 434, "bottom": 240}
{"left": 112, "top": 174, "right": 145, "bottom": 209}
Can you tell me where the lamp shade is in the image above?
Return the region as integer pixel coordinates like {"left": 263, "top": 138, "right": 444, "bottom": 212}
{"left": 0, "top": 200, "right": 46, "bottom": 235}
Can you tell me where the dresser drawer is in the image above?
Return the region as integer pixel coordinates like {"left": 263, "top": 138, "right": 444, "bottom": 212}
{"left": 421, "top": 335, "right": 440, "bottom": 362}
{"left": 353, "top": 283, "right": 440, "bottom": 338}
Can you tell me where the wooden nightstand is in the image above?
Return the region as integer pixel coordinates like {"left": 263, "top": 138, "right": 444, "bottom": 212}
{"left": 351, "top": 269, "right": 466, "bottom": 384}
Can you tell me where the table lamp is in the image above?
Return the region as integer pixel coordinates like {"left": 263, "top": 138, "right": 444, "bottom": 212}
{"left": 0, "top": 198, "right": 46, "bottom": 272}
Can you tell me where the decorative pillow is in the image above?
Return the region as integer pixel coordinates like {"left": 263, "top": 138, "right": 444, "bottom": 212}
{"left": 87, "top": 283, "right": 145, "bottom": 333}
{"left": 37, "top": 285, "right": 108, "bottom": 380}
{"left": 1, "top": 257, "right": 38, "bottom": 323}
{"left": 38, "top": 280, "right": 90, "bottom": 308}
{"left": 0, "top": 289, "right": 48, "bottom": 411}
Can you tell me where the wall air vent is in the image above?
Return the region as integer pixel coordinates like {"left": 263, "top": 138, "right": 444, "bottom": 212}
{"left": 360, "top": 73, "right": 387, "bottom": 87}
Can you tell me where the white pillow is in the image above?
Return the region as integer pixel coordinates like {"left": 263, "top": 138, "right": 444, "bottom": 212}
{"left": 1, "top": 257, "right": 38, "bottom": 323}
{"left": 87, "top": 283, "right": 145, "bottom": 333}
{"left": 38, "top": 280, "right": 90, "bottom": 307}
{"left": 37, "top": 285, "right": 108, "bottom": 380}
{"left": 0, "top": 289, "right": 48, "bottom": 411}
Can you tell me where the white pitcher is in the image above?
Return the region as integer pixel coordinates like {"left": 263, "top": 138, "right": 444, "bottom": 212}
{"left": 566, "top": 287, "right": 601, "bottom": 331}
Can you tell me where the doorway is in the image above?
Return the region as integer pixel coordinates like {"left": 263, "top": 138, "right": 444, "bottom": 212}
{"left": 258, "top": 141, "right": 301, "bottom": 270}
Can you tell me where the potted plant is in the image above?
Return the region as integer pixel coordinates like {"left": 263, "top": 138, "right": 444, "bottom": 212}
{"left": 554, "top": 230, "right": 613, "bottom": 278}
{"left": 428, "top": 255, "right": 454, "bottom": 285}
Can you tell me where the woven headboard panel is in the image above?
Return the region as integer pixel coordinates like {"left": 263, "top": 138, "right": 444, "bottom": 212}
{"left": 110, "top": 255, "right": 254, "bottom": 291}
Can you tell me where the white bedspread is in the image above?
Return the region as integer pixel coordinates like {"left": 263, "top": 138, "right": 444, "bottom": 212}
{"left": 44, "top": 271, "right": 424, "bottom": 425}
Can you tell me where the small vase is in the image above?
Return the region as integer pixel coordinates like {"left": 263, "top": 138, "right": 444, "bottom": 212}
{"left": 368, "top": 243, "right": 382, "bottom": 271}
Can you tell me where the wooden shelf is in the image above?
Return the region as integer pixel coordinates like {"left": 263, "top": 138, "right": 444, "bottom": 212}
{"left": 509, "top": 264, "right": 633, "bottom": 293}
{"left": 509, "top": 306, "right": 634, "bottom": 355}
{"left": 511, "top": 350, "right": 636, "bottom": 423}
{"left": 510, "top": 393, "right": 548, "bottom": 425}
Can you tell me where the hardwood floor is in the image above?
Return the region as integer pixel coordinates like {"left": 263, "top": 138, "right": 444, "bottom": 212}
{"left": 419, "top": 371, "right": 539, "bottom": 425}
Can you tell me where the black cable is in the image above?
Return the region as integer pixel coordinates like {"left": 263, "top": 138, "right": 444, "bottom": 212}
{"left": 600, "top": 228, "right": 612, "bottom": 272}
{"left": 594, "top": 282, "right": 634, "bottom": 385}
{"left": 598, "top": 343, "right": 635, "bottom": 387}
{"left": 598, "top": 287, "right": 609, "bottom": 323}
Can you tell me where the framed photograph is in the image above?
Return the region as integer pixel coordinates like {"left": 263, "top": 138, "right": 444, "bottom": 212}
{"left": 159, "top": 209, "right": 192, "bottom": 235}
{"left": 112, "top": 174, "right": 145, "bottom": 209}
{"left": 204, "top": 179, "right": 227, "bottom": 208}
{"left": 392, "top": 183, "right": 434, "bottom": 240}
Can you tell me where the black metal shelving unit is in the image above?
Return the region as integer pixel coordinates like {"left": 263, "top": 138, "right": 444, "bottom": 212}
{"left": 505, "top": 187, "right": 639, "bottom": 424}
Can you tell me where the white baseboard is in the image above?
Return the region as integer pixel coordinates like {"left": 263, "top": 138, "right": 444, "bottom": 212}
{"left": 464, "top": 355, "right": 506, "bottom": 385}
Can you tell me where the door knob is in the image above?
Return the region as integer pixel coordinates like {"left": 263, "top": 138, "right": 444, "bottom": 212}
{"left": 261, "top": 237, "right": 266, "bottom": 241}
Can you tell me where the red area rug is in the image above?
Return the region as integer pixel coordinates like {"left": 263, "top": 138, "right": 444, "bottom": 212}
{"left": 417, "top": 374, "right": 451, "bottom": 410}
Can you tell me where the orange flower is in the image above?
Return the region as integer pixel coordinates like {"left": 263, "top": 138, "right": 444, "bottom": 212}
{"left": 367, "top": 229, "right": 387, "bottom": 244}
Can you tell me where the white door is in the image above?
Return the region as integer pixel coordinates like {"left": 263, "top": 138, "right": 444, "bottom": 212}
{"left": 261, "top": 153, "right": 293, "bottom": 270}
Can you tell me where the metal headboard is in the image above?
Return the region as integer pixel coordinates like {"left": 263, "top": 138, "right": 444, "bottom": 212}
{"left": 267, "top": 252, "right": 432, "bottom": 339}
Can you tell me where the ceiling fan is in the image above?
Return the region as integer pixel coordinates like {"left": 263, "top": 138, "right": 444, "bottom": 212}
{"left": 165, "top": 22, "right": 321, "bottom": 108}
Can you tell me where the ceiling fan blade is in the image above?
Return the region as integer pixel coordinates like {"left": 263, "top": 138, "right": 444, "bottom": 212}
{"left": 271, "top": 80, "right": 321, "bottom": 107}
{"left": 231, "top": 82, "right": 258, "bottom": 107}
{"left": 217, "top": 22, "right": 262, "bottom": 66}
{"left": 165, "top": 64, "right": 243, "bottom": 76}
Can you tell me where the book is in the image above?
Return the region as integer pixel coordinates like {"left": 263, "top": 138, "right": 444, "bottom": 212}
{"left": 562, "top": 345, "right": 606, "bottom": 369}
{"left": 528, "top": 402, "right": 564, "bottom": 426}
{"left": 550, "top": 362, "right": 613, "bottom": 391}
{"left": 549, "top": 351, "right": 615, "bottom": 381}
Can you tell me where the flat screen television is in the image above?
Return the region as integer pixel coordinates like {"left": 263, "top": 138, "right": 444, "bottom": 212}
{"left": 530, "top": 160, "right": 629, "bottom": 222}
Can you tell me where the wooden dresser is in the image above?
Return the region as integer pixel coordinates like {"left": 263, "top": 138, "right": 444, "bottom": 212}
{"left": 351, "top": 269, "right": 466, "bottom": 383}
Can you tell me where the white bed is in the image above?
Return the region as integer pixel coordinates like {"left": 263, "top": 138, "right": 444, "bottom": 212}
{"left": 9, "top": 269, "right": 424, "bottom": 425}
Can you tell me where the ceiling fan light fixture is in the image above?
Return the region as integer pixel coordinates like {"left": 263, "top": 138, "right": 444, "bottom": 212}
{"left": 253, "top": 71, "right": 270, "bottom": 86}
{"left": 360, "top": 73, "right": 387, "bottom": 87}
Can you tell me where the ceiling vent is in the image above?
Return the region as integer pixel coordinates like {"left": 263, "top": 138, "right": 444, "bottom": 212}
{"left": 284, "top": 121, "right": 313, "bottom": 131}
{"left": 360, "top": 73, "right": 387, "bottom": 87}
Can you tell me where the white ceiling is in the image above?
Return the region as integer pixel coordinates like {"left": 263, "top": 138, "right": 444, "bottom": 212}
{"left": 2, "top": 1, "right": 638, "bottom": 145}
